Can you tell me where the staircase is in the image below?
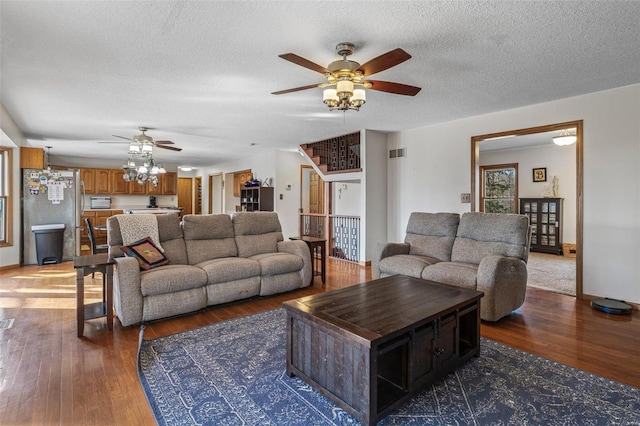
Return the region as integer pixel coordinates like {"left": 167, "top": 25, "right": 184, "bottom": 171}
{"left": 301, "top": 131, "right": 361, "bottom": 175}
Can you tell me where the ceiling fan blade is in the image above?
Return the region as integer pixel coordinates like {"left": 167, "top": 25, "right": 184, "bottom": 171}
{"left": 154, "top": 140, "right": 174, "bottom": 145}
{"left": 272, "top": 84, "right": 321, "bottom": 95}
{"left": 356, "top": 48, "right": 411, "bottom": 76}
{"left": 365, "top": 80, "right": 421, "bottom": 96}
{"left": 278, "top": 53, "right": 329, "bottom": 74}
{"left": 155, "top": 145, "right": 182, "bottom": 152}
{"left": 112, "top": 134, "right": 133, "bottom": 141}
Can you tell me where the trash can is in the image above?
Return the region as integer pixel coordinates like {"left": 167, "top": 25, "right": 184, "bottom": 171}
{"left": 31, "top": 224, "right": 65, "bottom": 265}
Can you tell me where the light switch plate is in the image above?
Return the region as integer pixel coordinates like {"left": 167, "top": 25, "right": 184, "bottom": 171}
{"left": 461, "top": 193, "right": 471, "bottom": 203}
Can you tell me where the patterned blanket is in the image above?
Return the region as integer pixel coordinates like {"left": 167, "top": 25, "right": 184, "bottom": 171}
{"left": 116, "top": 214, "right": 163, "bottom": 251}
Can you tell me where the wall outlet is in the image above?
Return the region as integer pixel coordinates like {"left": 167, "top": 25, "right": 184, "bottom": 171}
{"left": 461, "top": 193, "right": 471, "bottom": 203}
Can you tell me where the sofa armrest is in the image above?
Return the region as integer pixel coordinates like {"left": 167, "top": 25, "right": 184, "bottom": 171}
{"left": 113, "top": 257, "right": 144, "bottom": 327}
{"left": 277, "top": 240, "right": 312, "bottom": 287}
{"left": 477, "top": 255, "right": 527, "bottom": 322}
{"left": 372, "top": 242, "right": 410, "bottom": 279}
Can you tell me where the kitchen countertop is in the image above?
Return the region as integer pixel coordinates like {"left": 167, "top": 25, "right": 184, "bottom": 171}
{"left": 123, "top": 207, "right": 183, "bottom": 214}
{"left": 83, "top": 206, "right": 181, "bottom": 212}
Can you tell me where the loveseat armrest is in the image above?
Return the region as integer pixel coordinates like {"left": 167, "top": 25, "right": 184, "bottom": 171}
{"left": 372, "top": 242, "right": 410, "bottom": 279}
{"left": 477, "top": 255, "right": 527, "bottom": 322}
{"left": 113, "top": 256, "right": 144, "bottom": 327}
{"left": 277, "top": 240, "right": 312, "bottom": 287}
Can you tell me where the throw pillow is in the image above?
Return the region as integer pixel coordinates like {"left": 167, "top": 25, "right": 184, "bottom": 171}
{"left": 121, "top": 237, "right": 169, "bottom": 271}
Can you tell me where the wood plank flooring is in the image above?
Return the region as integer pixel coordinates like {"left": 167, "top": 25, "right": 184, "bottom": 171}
{"left": 0, "top": 259, "right": 638, "bottom": 425}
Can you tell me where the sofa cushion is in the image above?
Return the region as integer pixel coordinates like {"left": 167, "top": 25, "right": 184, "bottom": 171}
{"left": 452, "top": 213, "right": 530, "bottom": 264}
{"left": 140, "top": 265, "right": 208, "bottom": 297}
{"left": 378, "top": 254, "right": 441, "bottom": 278}
{"left": 251, "top": 252, "right": 303, "bottom": 276}
{"left": 108, "top": 212, "right": 188, "bottom": 263}
{"left": 121, "top": 237, "right": 169, "bottom": 271}
{"left": 420, "top": 262, "right": 478, "bottom": 290}
{"left": 233, "top": 212, "right": 284, "bottom": 257}
{"left": 405, "top": 212, "right": 459, "bottom": 261}
{"left": 196, "top": 257, "right": 261, "bottom": 284}
{"left": 236, "top": 234, "right": 278, "bottom": 258}
{"left": 183, "top": 214, "right": 238, "bottom": 264}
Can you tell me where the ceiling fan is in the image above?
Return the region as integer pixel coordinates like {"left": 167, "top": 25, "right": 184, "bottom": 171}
{"left": 272, "top": 42, "right": 421, "bottom": 110}
{"left": 100, "top": 127, "right": 182, "bottom": 152}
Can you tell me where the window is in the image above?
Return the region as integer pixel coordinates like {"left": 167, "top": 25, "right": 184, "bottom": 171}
{"left": 480, "top": 163, "right": 518, "bottom": 214}
{"left": 0, "top": 147, "right": 13, "bottom": 246}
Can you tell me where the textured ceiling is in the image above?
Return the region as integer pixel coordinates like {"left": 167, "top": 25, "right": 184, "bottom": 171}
{"left": 1, "top": 1, "right": 639, "bottom": 168}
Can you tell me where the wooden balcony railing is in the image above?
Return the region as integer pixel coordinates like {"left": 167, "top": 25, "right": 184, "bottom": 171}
{"left": 298, "top": 212, "right": 361, "bottom": 263}
{"left": 302, "top": 131, "right": 361, "bottom": 174}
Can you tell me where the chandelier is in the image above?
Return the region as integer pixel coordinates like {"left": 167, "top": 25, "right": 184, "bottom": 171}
{"left": 321, "top": 43, "right": 368, "bottom": 111}
{"left": 122, "top": 140, "right": 166, "bottom": 186}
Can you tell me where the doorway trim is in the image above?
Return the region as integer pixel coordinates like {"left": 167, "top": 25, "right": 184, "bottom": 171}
{"left": 470, "top": 120, "right": 583, "bottom": 299}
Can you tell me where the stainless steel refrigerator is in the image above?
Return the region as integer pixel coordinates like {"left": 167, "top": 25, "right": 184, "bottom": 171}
{"left": 22, "top": 168, "right": 82, "bottom": 265}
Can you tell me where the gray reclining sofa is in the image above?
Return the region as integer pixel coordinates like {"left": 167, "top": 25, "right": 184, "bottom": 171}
{"left": 107, "top": 211, "right": 311, "bottom": 326}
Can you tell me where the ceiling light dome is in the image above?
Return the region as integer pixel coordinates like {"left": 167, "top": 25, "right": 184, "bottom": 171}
{"left": 553, "top": 129, "right": 577, "bottom": 146}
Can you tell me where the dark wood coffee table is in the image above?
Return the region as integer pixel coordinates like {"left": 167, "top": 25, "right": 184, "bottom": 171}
{"left": 283, "top": 275, "right": 483, "bottom": 425}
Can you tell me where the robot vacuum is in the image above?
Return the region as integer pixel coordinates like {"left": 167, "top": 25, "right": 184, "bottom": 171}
{"left": 590, "top": 298, "right": 632, "bottom": 315}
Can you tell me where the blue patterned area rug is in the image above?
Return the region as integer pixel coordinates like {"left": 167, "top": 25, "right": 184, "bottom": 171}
{"left": 138, "top": 308, "right": 640, "bottom": 425}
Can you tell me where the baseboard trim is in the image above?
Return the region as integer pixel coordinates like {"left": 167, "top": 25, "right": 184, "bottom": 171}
{"left": 582, "top": 293, "right": 639, "bottom": 312}
{"left": 0, "top": 263, "right": 20, "bottom": 271}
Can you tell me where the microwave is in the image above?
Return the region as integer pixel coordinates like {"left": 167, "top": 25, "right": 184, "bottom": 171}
{"left": 90, "top": 196, "right": 111, "bottom": 209}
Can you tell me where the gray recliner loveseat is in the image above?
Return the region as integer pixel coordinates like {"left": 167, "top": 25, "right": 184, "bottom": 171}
{"left": 373, "top": 212, "right": 531, "bottom": 321}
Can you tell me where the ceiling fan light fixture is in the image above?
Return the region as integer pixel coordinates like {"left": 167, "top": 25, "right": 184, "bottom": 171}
{"left": 336, "top": 80, "right": 354, "bottom": 98}
{"left": 351, "top": 89, "right": 366, "bottom": 106}
{"left": 553, "top": 129, "right": 577, "bottom": 146}
{"left": 141, "top": 143, "right": 153, "bottom": 156}
{"left": 128, "top": 143, "right": 140, "bottom": 155}
{"left": 323, "top": 89, "right": 338, "bottom": 107}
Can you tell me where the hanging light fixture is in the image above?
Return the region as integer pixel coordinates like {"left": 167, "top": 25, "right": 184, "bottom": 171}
{"left": 122, "top": 151, "right": 166, "bottom": 187}
{"left": 553, "top": 129, "right": 577, "bottom": 146}
{"left": 320, "top": 43, "right": 369, "bottom": 111}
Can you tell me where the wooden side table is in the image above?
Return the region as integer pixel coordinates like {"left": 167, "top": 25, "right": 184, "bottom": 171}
{"left": 74, "top": 253, "right": 115, "bottom": 337}
{"left": 289, "top": 236, "right": 326, "bottom": 285}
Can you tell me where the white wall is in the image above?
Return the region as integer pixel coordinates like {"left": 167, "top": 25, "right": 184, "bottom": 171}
{"left": 275, "top": 151, "right": 309, "bottom": 238}
{"left": 387, "top": 84, "right": 640, "bottom": 304}
{"left": 332, "top": 182, "right": 361, "bottom": 216}
{"left": 362, "top": 130, "right": 388, "bottom": 262}
{"left": 0, "top": 102, "right": 27, "bottom": 267}
{"left": 480, "top": 143, "right": 577, "bottom": 243}
{"left": 197, "top": 150, "right": 307, "bottom": 240}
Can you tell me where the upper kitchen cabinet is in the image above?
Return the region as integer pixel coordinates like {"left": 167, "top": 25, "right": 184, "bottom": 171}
{"left": 94, "top": 169, "right": 111, "bottom": 194}
{"left": 80, "top": 168, "right": 96, "bottom": 193}
{"left": 162, "top": 172, "right": 177, "bottom": 195}
{"left": 110, "top": 169, "right": 129, "bottom": 194}
{"left": 20, "top": 147, "right": 45, "bottom": 169}
{"left": 129, "top": 179, "right": 146, "bottom": 194}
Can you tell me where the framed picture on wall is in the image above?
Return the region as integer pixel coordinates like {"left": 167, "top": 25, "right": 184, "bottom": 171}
{"left": 533, "top": 167, "right": 547, "bottom": 182}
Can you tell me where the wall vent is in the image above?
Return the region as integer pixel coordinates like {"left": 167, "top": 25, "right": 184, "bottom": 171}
{"left": 397, "top": 148, "right": 406, "bottom": 157}
{"left": 389, "top": 149, "right": 397, "bottom": 158}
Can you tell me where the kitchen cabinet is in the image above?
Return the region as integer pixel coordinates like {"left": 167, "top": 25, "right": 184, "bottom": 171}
{"left": 20, "top": 147, "right": 45, "bottom": 169}
{"left": 162, "top": 172, "right": 177, "bottom": 195}
{"left": 146, "top": 178, "right": 160, "bottom": 195}
{"left": 80, "top": 209, "right": 123, "bottom": 254}
{"left": 80, "top": 168, "right": 96, "bottom": 194}
{"left": 233, "top": 170, "right": 253, "bottom": 197}
{"left": 128, "top": 180, "right": 146, "bottom": 194}
{"left": 95, "top": 169, "right": 111, "bottom": 194}
{"left": 110, "top": 169, "right": 128, "bottom": 194}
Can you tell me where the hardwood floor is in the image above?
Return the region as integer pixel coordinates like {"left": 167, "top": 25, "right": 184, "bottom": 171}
{"left": 0, "top": 259, "right": 638, "bottom": 425}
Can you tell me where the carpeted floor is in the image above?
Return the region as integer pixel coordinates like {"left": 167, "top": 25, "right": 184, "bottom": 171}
{"left": 138, "top": 308, "right": 640, "bottom": 425}
{"left": 527, "top": 252, "right": 576, "bottom": 295}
